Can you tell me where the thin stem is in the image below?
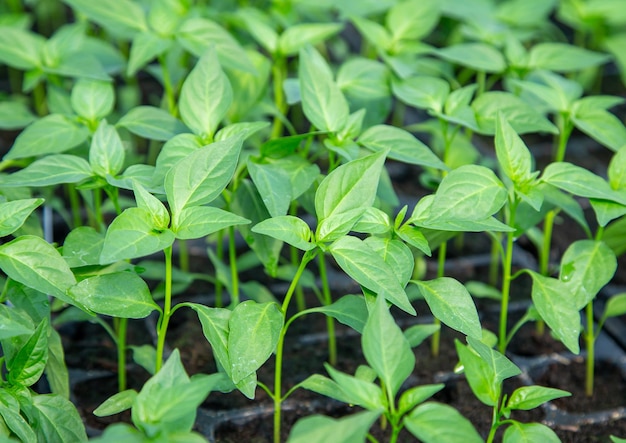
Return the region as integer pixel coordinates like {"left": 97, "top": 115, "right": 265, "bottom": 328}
{"left": 271, "top": 57, "right": 287, "bottom": 139}
{"left": 66, "top": 184, "right": 82, "bottom": 229}
{"left": 155, "top": 245, "right": 173, "bottom": 372}
{"left": 489, "top": 233, "right": 501, "bottom": 287}
{"left": 116, "top": 317, "right": 128, "bottom": 392}
{"left": 178, "top": 239, "right": 189, "bottom": 273}
{"left": 32, "top": 81, "right": 47, "bottom": 116}
{"left": 585, "top": 302, "right": 595, "bottom": 397}
{"left": 431, "top": 241, "right": 447, "bottom": 357}
{"left": 318, "top": 254, "right": 337, "bottom": 366}
{"left": 290, "top": 202, "right": 306, "bottom": 311}
{"left": 554, "top": 113, "right": 574, "bottom": 163}
{"left": 228, "top": 226, "right": 240, "bottom": 307}
{"left": 158, "top": 54, "right": 177, "bottom": 117}
{"left": 476, "top": 70, "right": 487, "bottom": 97}
{"left": 93, "top": 188, "right": 104, "bottom": 231}
{"left": 215, "top": 230, "right": 224, "bottom": 308}
{"left": 499, "top": 196, "right": 519, "bottom": 354}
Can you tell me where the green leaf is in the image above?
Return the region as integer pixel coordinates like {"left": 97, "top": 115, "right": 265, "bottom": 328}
{"left": 398, "top": 384, "right": 444, "bottom": 416}
{"left": 299, "top": 45, "right": 349, "bottom": 133}
{"left": 365, "top": 237, "right": 414, "bottom": 286}
{"left": 287, "top": 410, "right": 380, "bottom": 443}
{"left": 100, "top": 208, "right": 175, "bottom": 264}
{"left": 362, "top": 293, "right": 415, "bottom": 398}
{"left": 299, "top": 374, "right": 352, "bottom": 404}
{"left": 397, "top": 224, "right": 432, "bottom": 255}
{"left": 329, "top": 236, "right": 415, "bottom": 315}
{"left": 405, "top": 402, "right": 484, "bottom": 443}
{"left": 467, "top": 337, "right": 521, "bottom": 382}
{"left": 116, "top": 106, "right": 189, "bottom": 141}
{"left": 0, "top": 26, "right": 44, "bottom": 70}
{"left": 0, "top": 235, "right": 77, "bottom": 303}
{"left": 32, "top": 394, "right": 88, "bottom": 442}
{"left": 278, "top": 23, "right": 343, "bottom": 56}
{"left": 228, "top": 301, "right": 283, "bottom": 389}
{"left": 165, "top": 135, "right": 243, "bottom": 216}
{"left": 301, "top": 294, "right": 368, "bottom": 333}
{"left": 133, "top": 182, "right": 169, "bottom": 230}
{"left": 247, "top": 160, "right": 293, "bottom": 217}
{"left": 413, "top": 278, "right": 482, "bottom": 339}
{"left": 392, "top": 75, "right": 449, "bottom": 113}
{"left": 93, "top": 389, "right": 137, "bottom": 417}
{"left": 172, "top": 206, "right": 249, "bottom": 240}
{"left": 62, "top": 226, "right": 105, "bottom": 267}
{"left": 0, "top": 303, "right": 34, "bottom": 339}
{"left": 179, "top": 46, "right": 232, "bottom": 138}
{"left": 528, "top": 43, "right": 610, "bottom": 72}
{"left": 315, "top": 150, "right": 386, "bottom": 241}
{"left": 176, "top": 17, "right": 256, "bottom": 74}
{"left": 89, "top": 120, "right": 125, "bottom": 177}
{"left": 358, "top": 125, "right": 446, "bottom": 169}
{"left": 387, "top": 0, "right": 439, "bottom": 41}
{"left": 609, "top": 145, "right": 626, "bottom": 190}
{"left": 604, "top": 293, "right": 626, "bottom": 319}
{"left": 0, "top": 154, "right": 92, "bottom": 187}
{"left": 571, "top": 109, "right": 626, "bottom": 152}
{"left": 68, "top": 272, "right": 158, "bottom": 318}
{"left": 251, "top": 215, "right": 315, "bottom": 251}
{"left": 189, "top": 304, "right": 231, "bottom": 377}
{"left": 45, "top": 328, "right": 69, "bottom": 398}
{"left": 529, "top": 272, "right": 581, "bottom": 354}
{"left": 325, "top": 365, "right": 385, "bottom": 410}
{"left": 4, "top": 114, "right": 89, "bottom": 160}
{"left": 437, "top": 42, "right": 506, "bottom": 73}
{"left": 404, "top": 323, "right": 440, "bottom": 348}
{"left": 503, "top": 422, "right": 560, "bottom": 443}
{"left": 0, "top": 198, "right": 43, "bottom": 237}
{"left": 127, "top": 31, "right": 172, "bottom": 76}
{"left": 495, "top": 113, "right": 535, "bottom": 187}
{"left": 455, "top": 339, "right": 499, "bottom": 406}
{"left": 351, "top": 16, "right": 391, "bottom": 51}
{"left": 0, "top": 101, "right": 37, "bottom": 130}
{"left": 8, "top": 318, "right": 48, "bottom": 387}
{"left": 560, "top": 240, "right": 616, "bottom": 309}
{"left": 0, "top": 391, "right": 36, "bottom": 443}
{"left": 62, "top": 0, "right": 147, "bottom": 39}
{"left": 506, "top": 386, "right": 570, "bottom": 411}
{"left": 70, "top": 78, "right": 114, "bottom": 121}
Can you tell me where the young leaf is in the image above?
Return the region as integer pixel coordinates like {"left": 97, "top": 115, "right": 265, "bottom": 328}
{"left": 0, "top": 101, "right": 37, "bottom": 130}
{"left": 405, "top": 402, "right": 483, "bottom": 443}
{"left": 247, "top": 160, "right": 293, "bottom": 217}
{"left": 172, "top": 206, "right": 249, "bottom": 240}
{"left": 4, "top": 114, "right": 89, "bottom": 160}
{"left": 70, "top": 78, "right": 115, "bottom": 121}
{"left": 571, "top": 109, "right": 626, "bottom": 152}
{"left": 62, "top": 0, "right": 148, "bottom": 39}
{"left": 529, "top": 271, "right": 581, "bottom": 354}
{"left": 528, "top": 43, "right": 609, "bottom": 72}
{"left": 287, "top": 410, "right": 380, "bottom": 443}
{"left": 412, "top": 278, "right": 482, "bottom": 339}
{"left": 278, "top": 23, "right": 343, "bottom": 56}
{"left": 0, "top": 26, "right": 44, "bottom": 70}
{"left": 0, "top": 304, "right": 34, "bottom": 340}
{"left": 189, "top": 304, "right": 231, "bottom": 378}
{"left": 116, "top": 106, "right": 189, "bottom": 141}
{"left": 362, "top": 293, "right": 415, "bottom": 398}
{"left": 32, "top": 394, "right": 88, "bottom": 442}
{"left": 467, "top": 337, "right": 521, "bottom": 382}
{"left": 351, "top": 16, "right": 392, "bottom": 51}
{"left": 90, "top": 120, "right": 125, "bottom": 177}
{"left": 179, "top": 46, "right": 232, "bottom": 138}
{"left": 398, "top": 384, "right": 444, "bottom": 417}
{"left": 437, "top": 42, "right": 506, "bottom": 73}
{"left": 0, "top": 154, "right": 92, "bottom": 187}
{"left": 603, "top": 293, "right": 626, "bottom": 320}
{"left": 503, "top": 422, "right": 561, "bottom": 443}
{"left": 387, "top": 0, "right": 439, "bottom": 41}
{"left": 324, "top": 365, "right": 385, "bottom": 411}
{"left": 329, "top": 236, "right": 415, "bottom": 314}
{"left": 133, "top": 182, "right": 169, "bottom": 230}
{"left": 505, "top": 386, "right": 570, "bottom": 412}
{"left": 0, "top": 236, "right": 77, "bottom": 303}
{"left": 0, "top": 198, "right": 44, "bottom": 237}
{"left": 392, "top": 75, "right": 449, "bottom": 113}
{"left": 165, "top": 136, "right": 243, "bottom": 216}
{"left": 495, "top": 113, "right": 535, "bottom": 186}
{"left": 62, "top": 226, "right": 105, "bottom": 267}
{"left": 127, "top": 31, "right": 172, "bottom": 76}
{"left": 455, "top": 339, "right": 499, "bottom": 406}
{"left": 7, "top": 318, "right": 48, "bottom": 387}
{"left": 404, "top": 324, "right": 440, "bottom": 348}
{"left": 299, "top": 45, "right": 349, "bottom": 133}
{"left": 251, "top": 215, "right": 315, "bottom": 251}
{"left": 45, "top": 328, "right": 69, "bottom": 398}
{"left": 100, "top": 208, "right": 175, "bottom": 264}
{"left": 93, "top": 389, "right": 138, "bottom": 417}
{"left": 68, "top": 272, "right": 158, "bottom": 318}
{"left": 299, "top": 374, "right": 352, "bottom": 404}
{"left": 0, "top": 391, "right": 36, "bottom": 443}
{"left": 300, "top": 294, "right": 368, "bottom": 333}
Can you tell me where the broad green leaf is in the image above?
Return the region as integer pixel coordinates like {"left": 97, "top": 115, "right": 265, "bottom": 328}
{"left": 392, "top": 75, "right": 449, "bottom": 113}
{"left": 351, "top": 16, "right": 391, "bottom": 51}
{"left": 176, "top": 17, "right": 256, "bottom": 74}
{"left": 495, "top": 113, "right": 535, "bottom": 186}
{"left": 0, "top": 101, "right": 37, "bottom": 130}
{"left": 45, "top": 328, "right": 69, "bottom": 398}
{"left": 404, "top": 323, "right": 440, "bottom": 348}
{"left": 397, "top": 224, "right": 432, "bottom": 255}
{"left": 315, "top": 150, "right": 386, "bottom": 240}
{"left": 89, "top": 120, "right": 125, "bottom": 177}
{"left": 413, "top": 278, "right": 482, "bottom": 339}
{"left": 506, "top": 386, "right": 570, "bottom": 412}
{"left": 387, "top": 0, "right": 439, "bottom": 41}
{"left": 165, "top": 135, "right": 243, "bottom": 215}
{"left": 93, "top": 389, "right": 137, "bottom": 417}
{"left": 215, "top": 121, "right": 269, "bottom": 143}
{"left": 358, "top": 125, "right": 446, "bottom": 169}
{"left": 604, "top": 293, "right": 626, "bottom": 319}
{"left": 0, "top": 391, "right": 36, "bottom": 442}
{"left": 287, "top": 410, "right": 380, "bottom": 443}
{"left": 237, "top": 8, "right": 278, "bottom": 54}
{"left": 405, "top": 402, "right": 484, "bottom": 443}
{"left": 100, "top": 207, "right": 175, "bottom": 264}
{"left": 32, "top": 394, "right": 88, "bottom": 442}
{"left": 609, "top": 146, "right": 626, "bottom": 190}
{"left": 398, "top": 384, "right": 444, "bottom": 416}
{"left": 0, "top": 303, "right": 34, "bottom": 339}
{"left": 189, "top": 304, "right": 231, "bottom": 376}
{"left": 133, "top": 182, "right": 169, "bottom": 230}
{"left": 278, "top": 23, "right": 343, "bottom": 56}
{"left": 509, "top": 72, "right": 581, "bottom": 113}
{"left": 560, "top": 240, "right": 616, "bottom": 309}
{"left": 472, "top": 91, "right": 558, "bottom": 135}
{"left": 437, "top": 42, "right": 506, "bottom": 73}
{"left": 5, "top": 280, "right": 49, "bottom": 324}
{"left": 4, "top": 114, "right": 89, "bottom": 160}
{"left": 89, "top": 423, "right": 143, "bottom": 441}
{"left": 45, "top": 52, "right": 111, "bottom": 81}
{"left": 503, "top": 422, "right": 560, "bottom": 443}
{"left": 325, "top": 365, "right": 384, "bottom": 410}
{"left": 147, "top": 0, "right": 186, "bottom": 38}
{"left": 274, "top": 156, "right": 320, "bottom": 199}
{"left": 251, "top": 215, "right": 315, "bottom": 251}
{"left": 155, "top": 133, "right": 204, "bottom": 179}
{"left": 247, "top": 160, "right": 292, "bottom": 217}
{"left": 116, "top": 106, "right": 189, "bottom": 141}
{"left": 61, "top": 0, "right": 147, "bottom": 39}
{"left": 352, "top": 207, "right": 392, "bottom": 235}
{"left": 0, "top": 26, "right": 44, "bottom": 70}
{"left": 330, "top": 236, "right": 415, "bottom": 314}
{"left": 8, "top": 318, "right": 48, "bottom": 387}
{"left": 299, "top": 45, "right": 349, "bottom": 133}
{"left": 179, "top": 46, "right": 232, "bottom": 138}
{"left": 467, "top": 337, "right": 521, "bottom": 382}
{"left": 0, "top": 236, "right": 77, "bottom": 303}
{"left": 571, "top": 109, "right": 626, "bottom": 152}
{"left": 68, "top": 272, "right": 158, "bottom": 318}
{"left": 455, "top": 339, "right": 499, "bottom": 406}
{"left": 364, "top": 237, "right": 414, "bottom": 286}
{"left": 529, "top": 272, "right": 581, "bottom": 354}
{"left": 301, "top": 294, "right": 368, "bottom": 333}
{"left": 127, "top": 31, "right": 172, "bottom": 76}
{"left": 62, "top": 226, "right": 105, "bottom": 267}
{"left": 362, "top": 293, "right": 415, "bottom": 397}
{"left": 528, "top": 43, "right": 610, "bottom": 72}
{"left": 299, "top": 374, "right": 352, "bottom": 404}
{"left": 70, "top": 78, "right": 114, "bottom": 121}
{"left": 0, "top": 198, "right": 43, "bottom": 237}
{"left": 228, "top": 301, "right": 283, "bottom": 389}
{"left": 0, "top": 154, "right": 92, "bottom": 187}
{"left": 172, "top": 206, "right": 249, "bottom": 240}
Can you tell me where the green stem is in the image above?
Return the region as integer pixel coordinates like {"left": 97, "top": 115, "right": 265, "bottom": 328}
{"left": 215, "top": 230, "right": 224, "bottom": 308}
{"left": 32, "top": 81, "right": 47, "bottom": 116}
{"left": 116, "top": 317, "right": 128, "bottom": 391}
{"left": 178, "top": 239, "right": 189, "bottom": 273}
{"left": 476, "top": 70, "right": 486, "bottom": 96}
{"left": 318, "top": 254, "right": 337, "bottom": 366}
{"left": 271, "top": 57, "right": 287, "bottom": 139}
{"left": 66, "top": 184, "right": 82, "bottom": 229}
{"left": 488, "top": 233, "right": 501, "bottom": 287}
{"left": 93, "top": 188, "right": 104, "bottom": 231}
{"left": 585, "top": 301, "right": 595, "bottom": 397}
{"left": 431, "top": 241, "right": 447, "bottom": 357}
{"left": 158, "top": 54, "right": 177, "bottom": 117}
{"left": 499, "top": 197, "right": 519, "bottom": 354}
{"left": 290, "top": 202, "right": 306, "bottom": 311}
{"left": 155, "top": 245, "right": 173, "bottom": 372}
{"left": 554, "top": 114, "right": 573, "bottom": 163}
{"left": 228, "top": 226, "right": 239, "bottom": 307}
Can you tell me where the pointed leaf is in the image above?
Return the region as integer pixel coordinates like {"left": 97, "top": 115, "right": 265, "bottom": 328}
{"left": 7, "top": 318, "right": 48, "bottom": 387}
{"left": 251, "top": 215, "right": 315, "bottom": 251}
{"left": 528, "top": 43, "right": 609, "bottom": 72}
{"left": 116, "top": 106, "right": 189, "bottom": 141}
{"left": 173, "top": 206, "right": 249, "bottom": 240}
{"left": 0, "top": 26, "right": 44, "bottom": 70}
{"left": 287, "top": 410, "right": 380, "bottom": 443}
{"left": 247, "top": 160, "right": 293, "bottom": 217}
{"left": 301, "top": 294, "right": 368, "bottom": 333}
{"left": 503, "top": 422, "right": 560, "bottom": 443}
{"left": 437, "top": 42, "right": 505, "bottom": 73}
{"left": 62, "top": 0, "right": 147, "bottom": 39}
{"left": 506, "top": 386, "right": 570, "bottom": 411}
{"left": 0, "top": 198, "right": 44, "bottom": 237}
{"left": 127, "top": 31, "right": 172, "bottom": 76}
{"left": 406, "top": 402, "right": 484, "bottom": 443}
{"left": 189, "top": 304, "right": 231, "bottom": 376}
{"left": 32, "top": 394, "right": 88, "bottom": 442}
{"left": 90, "top": 120, "right": 125, "bottom": 177}
{"left": 279, "top": 23, "right": 343, "bottom": 56}
{"left": 70, "top": 78, "right": 114, "bottom": 121}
